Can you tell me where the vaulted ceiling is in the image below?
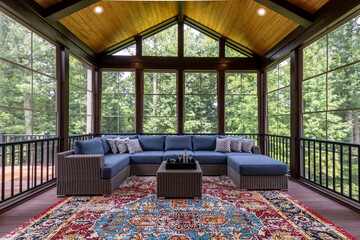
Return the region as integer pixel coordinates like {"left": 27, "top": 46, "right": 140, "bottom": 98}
{"left": 33, "top": 0, "right": 329, "bottom": 56}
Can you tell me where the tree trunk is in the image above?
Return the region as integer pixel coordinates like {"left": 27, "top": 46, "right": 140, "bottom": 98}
{"left": 354, "top": 111, "right": 359, "bottom": 144}
{"left": 24, "top": 97, "right": 32, "bottom": 135}
{"left": 348, "top": 110, "right": 353, "bottom": 142}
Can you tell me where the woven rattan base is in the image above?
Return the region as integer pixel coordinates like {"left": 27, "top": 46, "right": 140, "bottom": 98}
{"left": 227, "top": 165, "right": 288, "bottom": 190}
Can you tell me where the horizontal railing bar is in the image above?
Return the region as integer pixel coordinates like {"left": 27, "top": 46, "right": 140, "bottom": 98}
{"left": 0, "top": 137, "right": 62, "bottom": 147}
{"left": 265, "top": 134, "right": 291, "bottom": 138}
{"left": 298, "top": 137, "right": 360, "bottom": 147}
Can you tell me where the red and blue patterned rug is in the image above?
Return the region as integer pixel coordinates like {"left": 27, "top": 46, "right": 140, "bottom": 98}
{"left": 3, "top": 176, "right": 356, "bottom": 239}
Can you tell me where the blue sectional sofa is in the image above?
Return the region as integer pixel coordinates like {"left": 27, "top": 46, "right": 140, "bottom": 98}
{"left": 56, "top": 135, "right": 287, "bottom": 195}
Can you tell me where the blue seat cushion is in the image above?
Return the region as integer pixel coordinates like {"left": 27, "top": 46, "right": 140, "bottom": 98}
{"left": 223, "top": 152, "right": 254, "bottom": 157}
{"left": 193, "top": 135, "right": 218, "bottom": 151}
{"left": 138, "top": 135, "right": 165, "bottom": 151}
{"left": 193, "top": 151, "right": 227, "bottom": 164}
{"left": 130, "top": 151, "right": 164, "bottom": 164}
{"left": 74, "top": 138, "right": 104, "bottom": 154}
{"left": 228, "top": 155, "right": 288, "bottom": 176}
{"left": 102, "top": 154, "right": 130, "bottom": 179}
{"left": 165, "top": 135, "right": 192, "bottom": 151}
{"left": 163, "top": 150, "right": 195, "bottom": 161}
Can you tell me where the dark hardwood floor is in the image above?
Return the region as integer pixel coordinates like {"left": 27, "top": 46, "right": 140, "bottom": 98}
{"left": 0, "top": 179, "right": 359, "bottom": 238}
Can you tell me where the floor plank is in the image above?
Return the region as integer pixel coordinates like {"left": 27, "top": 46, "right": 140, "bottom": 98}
{"left": 0, "top": 179, "right": 359, "bottom": 238}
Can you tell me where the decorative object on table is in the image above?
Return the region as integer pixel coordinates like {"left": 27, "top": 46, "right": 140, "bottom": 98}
{"left": 165, "top": 157, "right": 196, "bottom": 169}
{"left": 5, "top": 176, "right": 355, "bottom": 239}
{"left": 184, "top": 148, "right": 188, "bottom": 163}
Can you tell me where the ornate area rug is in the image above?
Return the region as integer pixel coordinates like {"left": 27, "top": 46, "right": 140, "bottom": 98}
{"left": 3, "top": 176, "right": 355, "bottom": 239}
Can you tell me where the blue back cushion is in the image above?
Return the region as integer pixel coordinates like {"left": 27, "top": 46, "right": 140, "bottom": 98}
{"left": 165, "top": 135, "right": 192, "bottom": 151}
{"left": 138, "top": 135, "right": 165, "bottom": 151}
{"left": 73, "top": 138, "right": 104, "bottom": 154}
{"left": 193, "top": 135, "right": 218, "bottom": 151}
{"left": 99, "top": 135, "right": 138, "bottom": 153}
{"left": 220, "top": 135, "right": 246, "bottom": 139}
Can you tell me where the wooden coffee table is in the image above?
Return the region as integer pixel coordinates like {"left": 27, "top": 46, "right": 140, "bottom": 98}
{"left": 156, "top": 161, "right": 202, "bottom": 198}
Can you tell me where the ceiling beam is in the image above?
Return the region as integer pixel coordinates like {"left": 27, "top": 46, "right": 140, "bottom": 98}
{"left": 44, "top": 0, "right": 101, "bottom": 22}
{"left": 262, "top": 0, "right": 360, "bottom": 68}
{"left": 178, "top": 2, "right": 184, "bottom": 23}
{"left": 254, "top": 0, "right": 313, "bottom": 27}
{"left": 100, "top": 56, "right": 260, "bottom": 70}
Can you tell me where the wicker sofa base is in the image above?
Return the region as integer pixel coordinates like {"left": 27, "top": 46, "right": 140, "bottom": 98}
{"left": 200, "top": 164, "right": 227, "bottom": 175}
{"left": 57, "top": 165, "right": 130, "bottom": 195}
{"left": 227, "top": 165, "right": 288, "bottom": 190}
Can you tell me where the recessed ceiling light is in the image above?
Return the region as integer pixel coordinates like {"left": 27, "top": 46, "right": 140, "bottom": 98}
{"left": 257, "top": 7, "right": 267, "bottom": 16}
{"left": 93, "top": 5, "right": 104, "bottom": 14}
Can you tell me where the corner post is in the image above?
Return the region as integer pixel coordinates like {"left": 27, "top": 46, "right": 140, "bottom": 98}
{"left": 57, "top": 46, "right": 69, "bottom": 152}
{"left": 290, "top": 49, "right": 302, "bottom": 178}
{"left": 258, "top": 70, "right": 266, "bottom": 154}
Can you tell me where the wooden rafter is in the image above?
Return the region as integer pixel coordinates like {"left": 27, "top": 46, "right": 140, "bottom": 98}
{"left": 44, "top": 0, "right": 101, "bottom": 22}
{"left": 254, "top": 0, "right": 313, "bottom": 27}
{"left": 178, "top": 1, "right": 184, "bottom": 23}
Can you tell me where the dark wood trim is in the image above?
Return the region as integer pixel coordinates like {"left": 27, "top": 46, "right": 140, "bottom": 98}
{"left": 254, "top": 0, "right": 313, "bottom": 27}
{"left": 177, "top": 70, "right": 185, "bottom": 134}
{"left": 44, "top": 0, "right": 100, "bottom": 22}
{"left": 217, "top": 70, "right": 225, "bottom": 135}
{"left": 262, "top": 0, "right": 360, "bottom": 68}
{"left": 93, "top": 68, "right": 101, "bottom": 134}
{"left": 0, "top": 0, "right": 97, "bottom": 66}
{"left": 219, "top": 38, "right": 225, "bottom": 58}
{"left": 178, "top": 2, "right": 184, "bottom": 23}
{"left": 100, "top": 56, "right": 260, "bottom": 70}
{"left": 101, "top": 17, "right": 177, "bottom": 56}
{"left": 58, "top": 46, "right": 70, "bottom": 152}
{"left": 290, "top": 49, "right": 302, "bottom": 178}
{"left": 258, "top": 70, "right": 266, "bottom": 154}
{"left": 136, "top": 37, "right": 142, "bottom": 57}
{"left": 178, "top": 22, "right": 184, "bottom": 58}
{"left": 135, "top": 69, "right": 144, "bottom": 134}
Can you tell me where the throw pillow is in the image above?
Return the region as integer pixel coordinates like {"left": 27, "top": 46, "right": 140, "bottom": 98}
{"left": 241, "top": 139, "right": 256, "bottom": 153}
{"left": 107, "top": 138, "right": 121, "bottom": 154}
{"left": 126, "top": 139, "right": 143, "bottom": 154}
{"left": 115, "top": 138, "right": 129, "bottom": 154}
{"left": 214, "top": 137, "right": 231, "bottom": 153}
{"left": 230, "top": 138, "right": 242, "bottom": 152}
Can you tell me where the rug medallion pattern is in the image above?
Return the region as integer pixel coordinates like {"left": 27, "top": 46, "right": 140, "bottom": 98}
{"left": 3, "top": 176, "right": 355, "bottom": 239}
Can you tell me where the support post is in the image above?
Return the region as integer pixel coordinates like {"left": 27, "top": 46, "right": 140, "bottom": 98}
{"left": 290, "top": 49, "right": 302, "bottom": 178}
{"left": 93, "top": 68, "right": 101, "bottom": 135}
{"left": 217, "top": 70, "right": 225, "bottom": 135}
{"left": 177, "top": 70, "right": 185, "bottom": 135}
{"left": 135, "top": 69, "right": 144, "bottom": 134}
{"left": 258, "top": 70, "right": 266, "bottom": 154}
{"left": 57, "top": 46, "right": 69, "bottom": 152}
{"left": 219, "top": 38, "right": 225, "bottom": 58}
{"left": 178, "top": 22, "right": 184, "bottom": 58}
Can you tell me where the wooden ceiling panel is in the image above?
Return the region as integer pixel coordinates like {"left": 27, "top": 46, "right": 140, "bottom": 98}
{"left": 185, "top": 0, "right": 299, "bottom": 56}
{"left": 35, "top": 0, "right": 62, "bottom": 9}
{"left": 59, "top": 1, "right": 178, "bottom": 53}
{"left": 286, "top": 0, "right": 329, "bottom": 14}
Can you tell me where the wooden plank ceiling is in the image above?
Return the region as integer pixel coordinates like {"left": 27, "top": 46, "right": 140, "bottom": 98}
{"left": 34, "top": 0, "right": 328, "bottom": 56}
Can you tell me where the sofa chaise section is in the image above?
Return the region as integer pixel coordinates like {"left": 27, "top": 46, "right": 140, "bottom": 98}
{"left": 227, "top": 155, "right": 288, "bottom": 190}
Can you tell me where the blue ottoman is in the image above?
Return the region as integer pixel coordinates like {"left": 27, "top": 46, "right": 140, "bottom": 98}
{"left": 227, "top": 155, "right": 288, "bottom": 190}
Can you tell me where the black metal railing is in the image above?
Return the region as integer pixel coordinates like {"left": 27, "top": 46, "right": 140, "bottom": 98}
{"left": 68, "top": 134, "right": 97, "bottom": 150}
{"left": 0, "top": 133, "right": 55, "bottom": 143}
{"left": 0, "top": 137, "right": 61, "bottom": 202}
{"left": 265, "top": 134, "right": 290, "bottom": 165}
{"left": 299, "top": 137, "right": 360, "bottom": 202}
